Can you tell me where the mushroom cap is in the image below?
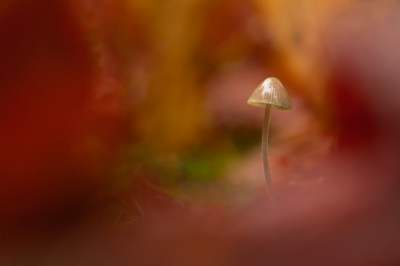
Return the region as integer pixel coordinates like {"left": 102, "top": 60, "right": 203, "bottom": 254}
{"left": 247, "top": 77, "right": 292, "bottom": 110}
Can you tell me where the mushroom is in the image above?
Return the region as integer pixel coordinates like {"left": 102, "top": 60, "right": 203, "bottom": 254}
{"left": 247, "top": 77, "right": 292, "bottom": 203}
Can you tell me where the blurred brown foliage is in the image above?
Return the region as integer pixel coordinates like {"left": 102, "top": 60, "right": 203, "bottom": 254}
{"left": 2, "top": 0, "right": 400, "bottom": 265}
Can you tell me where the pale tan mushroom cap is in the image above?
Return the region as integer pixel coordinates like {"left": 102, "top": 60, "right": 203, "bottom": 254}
{"left": 247, "top": 77, "right": 292, "bottom": 110}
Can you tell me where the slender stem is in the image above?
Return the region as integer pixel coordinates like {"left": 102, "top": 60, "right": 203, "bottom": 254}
{"left": 262, "top": 105, "right": 276, "bottom": 203}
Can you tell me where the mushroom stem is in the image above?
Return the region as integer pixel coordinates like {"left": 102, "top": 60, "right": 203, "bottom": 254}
{"left": 262, "top": 105, "right": 276, "bottom": 203}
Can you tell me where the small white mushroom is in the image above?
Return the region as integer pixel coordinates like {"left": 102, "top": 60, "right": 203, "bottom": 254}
{"left": 247, "top": 77, "right": 292, "bottom": 203}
